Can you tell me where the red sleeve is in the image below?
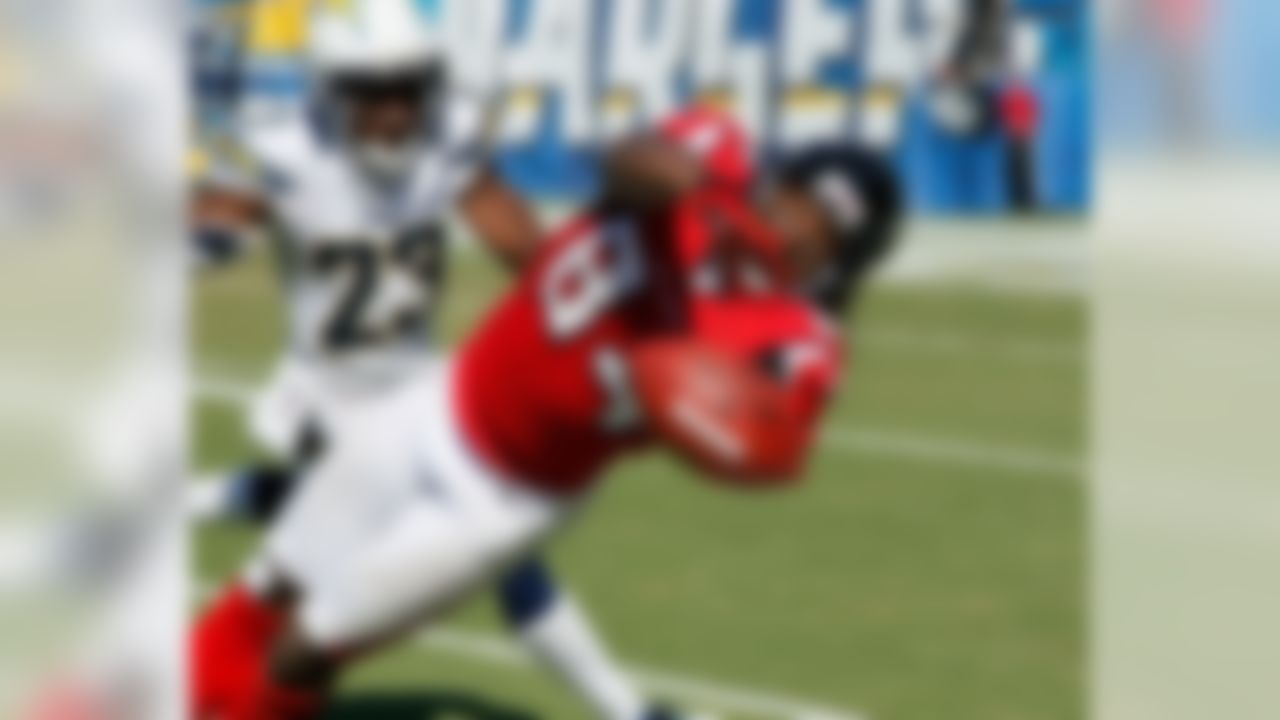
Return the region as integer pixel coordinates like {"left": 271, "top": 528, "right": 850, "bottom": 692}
{"left": 782, "top": 339, "right": 842, "bottom": 424}
{"left": 768, "top": 318, "right": 843, "bottom": 473}
{"left": 657, "top": 107, "right": 780, "bottom": 284}
{"left": 702, "top": 302, "right": 844, "bottom": 485}
{"left": 728, "top": 338, "right": 839, "bottom": 485}
{"left": 659, "top": 105, "right": 755, "bottom": 193}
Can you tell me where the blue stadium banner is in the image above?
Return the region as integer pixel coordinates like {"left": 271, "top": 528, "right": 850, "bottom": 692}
{"left": 202, "top": 0, "right": 1091, "bottom": 214}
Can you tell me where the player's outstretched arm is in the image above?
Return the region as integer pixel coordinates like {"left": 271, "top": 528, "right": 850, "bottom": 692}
{"left": 629, "top": 339, "right": 818, "bottom": 488}
{"left": 192, "top": 184, "right": 266, "bottom": 229}
{"left": 459, "top": 166, "right": 543, "bottom": 271}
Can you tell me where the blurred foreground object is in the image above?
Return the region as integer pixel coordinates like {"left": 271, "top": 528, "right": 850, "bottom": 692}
{"left": 0, "top": 1, "right": 184, "bottom": 718}
{"left": 1097, "top": 1, "right": 1280, "bottom": 718}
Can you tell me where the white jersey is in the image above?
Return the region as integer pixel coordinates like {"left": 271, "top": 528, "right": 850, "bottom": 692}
{"left": 235, "top": 94, "right": 490, "bottom": 388}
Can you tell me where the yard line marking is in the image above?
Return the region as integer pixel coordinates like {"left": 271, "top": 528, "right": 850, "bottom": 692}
{"left": 820, "top": 427, "right": 1081, "bottom": 480}
{"left": 857, "top": 328, "right": 1080, "bottom": 365}
{"left": 418, "top": 627, "right": 869, "bottom": 720}
{"left": 193, "top": 377, "right": 1082, "bottom": 481}
{"left": 196, "top": 376, "right": 256, "bottom": 406}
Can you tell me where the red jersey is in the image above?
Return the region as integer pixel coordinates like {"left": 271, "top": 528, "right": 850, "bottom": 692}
{"left": 455, "top": 109, "right": 842, "bottom": 493}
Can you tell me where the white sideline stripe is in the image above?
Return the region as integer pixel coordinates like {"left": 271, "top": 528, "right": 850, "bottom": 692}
{"left": 418, "top": 628, "right": 868, "bottom": 720}
{"left": 194, "top": 377, "right": 1082, "bottom": 481}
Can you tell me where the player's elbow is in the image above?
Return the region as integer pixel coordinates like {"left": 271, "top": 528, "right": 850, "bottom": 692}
{"left": 462, "top": 168, "right": 542, "bottom": 271}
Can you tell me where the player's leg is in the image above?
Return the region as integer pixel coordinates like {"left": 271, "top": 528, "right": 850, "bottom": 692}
{"left": 500, "top": 558, "right": 645, "bottom": 720}
{"left": 188, "top": 464, "right": 299, "bottom": 523}
{"left": 190, "top": 459, "right": 341, "bottom": 720}
{"left": 498, "top": 558, "right": 690, "bottom": 720}
{"left": 250, "top": 506, "right": 483, "bottom": 717}
{"left": 189, "top": 428, "right": 317, "bottom": 718}
{"left": 192, "top": 389, "right": 403, "bottom": 719}
{"left": 191, "top": 573, "right": 297, "bottom": 719}
{"left": 243, "top": 477, "right": 566, "bottom": 718}
{"left": 188, "top": 416, "right": 325, "bottom": 525}
{"left": 190, "top": 361, "right": 329, "bottom": 525}
{"left": 243, "top": 366, "right": 572, "bottom": 716}
{"left": 192, "top": 488, "right": 382, "bottom": 718}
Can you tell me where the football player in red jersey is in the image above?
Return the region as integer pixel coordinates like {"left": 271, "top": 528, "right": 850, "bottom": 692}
{"left": 192, "top": 107, "right": 901, "bottom": 720}
{"left": 455, "top": 111, "right": 899, "bottom": 492}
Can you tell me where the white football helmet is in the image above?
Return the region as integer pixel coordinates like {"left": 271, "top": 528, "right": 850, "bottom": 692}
{"left": 306, "top": 0, "right": 447, "bottom": 179}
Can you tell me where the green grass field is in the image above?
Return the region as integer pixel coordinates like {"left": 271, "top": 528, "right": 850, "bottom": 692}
{"left": 194, "top": 229, "right": 1084, "bottom": 720}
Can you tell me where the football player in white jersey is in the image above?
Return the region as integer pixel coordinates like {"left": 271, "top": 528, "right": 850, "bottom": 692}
{"left": 191, "top": 3, "right": 685, "bottom": 720}
{"left": 192, "top": 0, "right": 533, "bottom": 471}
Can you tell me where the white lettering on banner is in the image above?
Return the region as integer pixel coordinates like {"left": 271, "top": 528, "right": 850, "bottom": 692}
{"left": 500, "top": 0, "right": 595, "bottom": 145}
{"left": 855, "top": 0, "right": 977, "bottom": 148}
{"left": 421, "top": 0, "right": 1045, "bottom": 150}
{"left": 686, "top": 0, "right": 762, "bottom": 139}
{"left": 777, "top": 0, "right": 854, "bottom": 148}
{"left": 688, "top": 0, "right": 770, "bottom": 140}
{"left": 443, "top": 0, "right": 506, "bottom": 94}
{"left": 917, "top": 0, "right": 970, "bottom": 73}
{"left": 601, "top": 0, "right": 695, "bottom": 140}
{"left": 862, "top": 0, "right": 917, "bottom": 89}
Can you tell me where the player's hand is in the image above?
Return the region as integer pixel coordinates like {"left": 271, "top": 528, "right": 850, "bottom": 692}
{"left": 628, "top": 338, "right": 810, "bottom": 487}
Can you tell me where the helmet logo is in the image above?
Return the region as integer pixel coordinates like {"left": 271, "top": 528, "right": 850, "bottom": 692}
{"left": 814, "top": 171, "right": 867, "bottom": 233}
